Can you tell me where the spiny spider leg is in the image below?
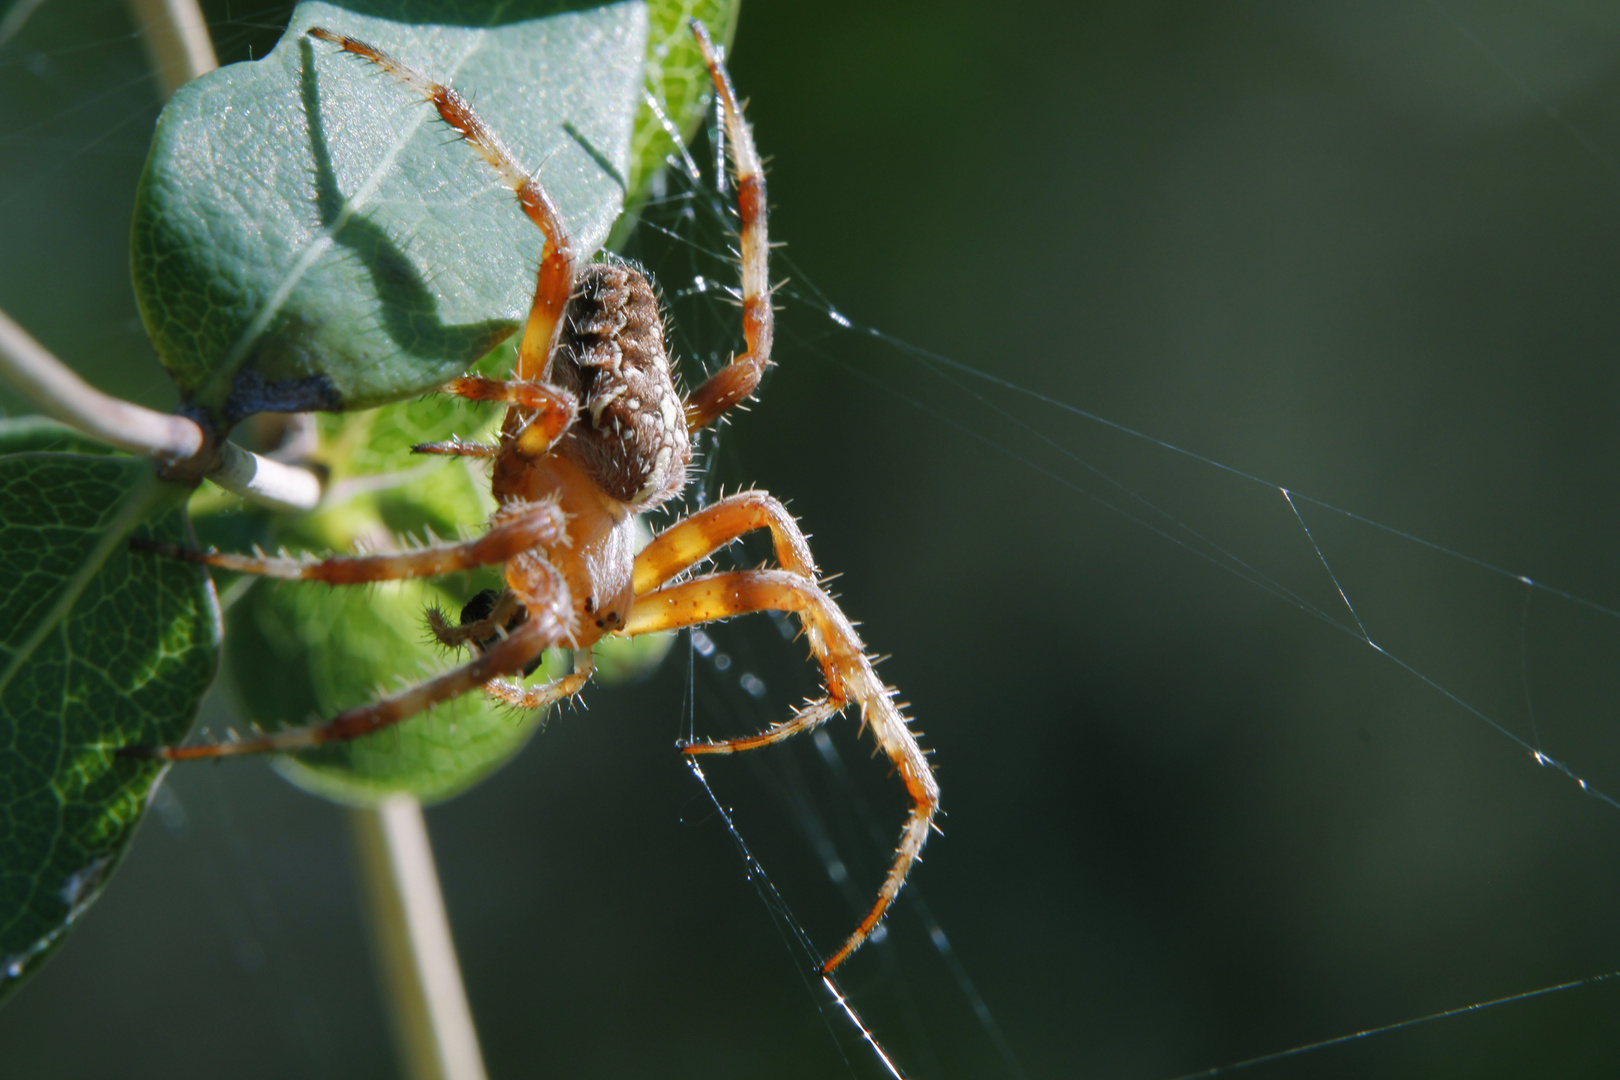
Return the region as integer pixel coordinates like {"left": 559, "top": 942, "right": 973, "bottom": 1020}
{"left": 684, "top": 696, "right": 841, "bottom": 754}
{"left": 683, "top": 21, "right": 774, "bottom": 432}
{"left": 119, "top": 612, "right": 560, "bottom": 761}
{"left": 632, "top": 489, "right": 816, "bottom": 593}
{"left": 136, "top": 501, "right": 565, "bottom": 585}
{"left": 623, "top": 566, "right": 938, "bottom": 975}
{"left": 484, "top": 647, "right": 594, "bottom": 709}
{"left": 442, "top": 374, "right": 575, "bottom": 456}
{"left": 307, "top": 27, "right": 576, "bottom": 382}
{"left": 427, "top": 587, "right": 525, "bottom": 649}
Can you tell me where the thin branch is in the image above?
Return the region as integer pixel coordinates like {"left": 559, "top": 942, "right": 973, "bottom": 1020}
{"left": 350, "top": 797, "right": 489, "bottom": 1080}
{"left": 0, "top": 305, "right": 321, "bottom": 512}
{"left": 126, "top": 0, "right": 218, "bottom": 98}
{"left": 210, "top": 440, "right": 323, "bottom": 510}
{"left": 0, "top": 306, "right": 200, "bottom": 460}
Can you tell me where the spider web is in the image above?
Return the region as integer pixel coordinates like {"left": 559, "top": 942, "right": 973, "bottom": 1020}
{"left": 5, "top": 2, "right": 1620, "bottom": 1079}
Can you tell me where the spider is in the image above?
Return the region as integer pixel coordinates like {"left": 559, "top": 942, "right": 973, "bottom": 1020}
{"left": 122, "top": 21, "right": 939, "bottom": 975}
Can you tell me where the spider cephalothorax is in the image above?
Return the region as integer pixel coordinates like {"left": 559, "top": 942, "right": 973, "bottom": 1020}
{"left": 125, "top": 21, "right": 938, "bottom": 975}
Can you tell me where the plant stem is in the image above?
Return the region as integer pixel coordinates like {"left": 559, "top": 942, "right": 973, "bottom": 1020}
{"left": 349, "top": 797, "right": 488, "bottom": 1080}
{"left": 0, "top": 305, "right": 321, "bottom": 511}
{"left": 0, "top": 306, "right": 201, "bottom": 460}
{"left": 126, "top": 0, "right": 217, "bottom": 95}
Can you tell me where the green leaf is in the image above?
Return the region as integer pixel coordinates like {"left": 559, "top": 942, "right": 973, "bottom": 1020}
{"left": 133, "top": 0, "right": 652, "bottom": 429}
{"left": 0, "top": 443, "right": 219, "bottom": 1002}
{"left": 226, "top": 359, "right": 531, "bottom": 805}
{"left": 624, "top": 0, "right": 740, "bottom": 212}
{"left": 223, "top": 343, "right": 671, "bottom": 806}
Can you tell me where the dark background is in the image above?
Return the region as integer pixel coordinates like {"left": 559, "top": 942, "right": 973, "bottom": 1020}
{"left": 5, "top": 1, "right": 1620, "bottom": 1077}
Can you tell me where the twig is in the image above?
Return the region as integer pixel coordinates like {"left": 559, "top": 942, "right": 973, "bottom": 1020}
{"left": 126, "top": 0, "right": 218, "bottom": 97}
{"left": 0, "top": 305, "right": 321, "bottom": 512}
{"left": 350, "top": 797, "right": 489, "bottom": 1080}
{"left": 26, "top": 9, "right": 320, "bottom": 512}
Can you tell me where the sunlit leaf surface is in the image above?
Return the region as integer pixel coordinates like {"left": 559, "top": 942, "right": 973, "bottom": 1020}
{"left": 0, "top": 428, "right": 218, "bottom": 1002}
{"left": 133, "top": 0, "right": 650, "bottom": 428}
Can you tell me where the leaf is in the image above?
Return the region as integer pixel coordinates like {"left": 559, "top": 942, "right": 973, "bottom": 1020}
{"left": 624, "top": 0, "right": 740, "bottom": 211}
{"left": 133, "top": 0, "right": 652, "bottom": 430}
{"left": 0, "top": 441, "right": 219, "bottom": 1003}
{"left": 223, "top": 342, "right": 671, "bottom": 805}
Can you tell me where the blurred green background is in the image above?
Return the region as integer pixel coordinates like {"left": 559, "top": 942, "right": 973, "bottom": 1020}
{"left": 5, "top": 1, "right": 1620, "bottom": 1077}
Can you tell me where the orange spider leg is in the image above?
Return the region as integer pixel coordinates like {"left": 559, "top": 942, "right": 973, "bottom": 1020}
{"left": 119, "top": 613, "right": 562, "bottom": 761}
{"left": 484, "top": 647, "right": 593, "bottom": 709}
{"left": 632, "top": 489, "right": 816, "bottom": 594}
{"left": 307, "top": 27, "right": 576, "bottom": 383}
{"left": 632, "top": 491, "right": 836, "bottom": 749}
{"left": 684, "top": 22, "right": 774, "bottom": 432}
{"left": 136, "top": 500, "right": 565, "bottom": 585}
{"left": 442, "top": 374, "right": 577, "bottom": 456}
{"left": 623, "top": 568, "right": 938, "bottom": 974}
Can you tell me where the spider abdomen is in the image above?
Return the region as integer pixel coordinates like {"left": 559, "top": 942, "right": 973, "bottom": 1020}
{"left": 550, "top": 260, "right": 690, "bottom": 509}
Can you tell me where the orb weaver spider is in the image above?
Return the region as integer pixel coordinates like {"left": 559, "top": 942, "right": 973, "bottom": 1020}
{"left": 123, "top": 20, "right": 939, "bottom": 975}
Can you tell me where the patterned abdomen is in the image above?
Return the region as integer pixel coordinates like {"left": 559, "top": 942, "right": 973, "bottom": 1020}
{"left": 550, "top": 260, "right": 691, "bottom": 508}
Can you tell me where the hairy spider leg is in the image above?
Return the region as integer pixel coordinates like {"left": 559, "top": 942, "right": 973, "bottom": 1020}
{"left": 426, "top": 587, "right": 525, "bottom": 648}
{"left": 485, "top": 646, "right": 594, "bottom": 709}
{"left": 118, "top": 614, "right": 561, "bottom": 761}
{"left": 440, "top": 374, "right": 576, "bottom": 457}
{"left": 625, "top": 494, "right": 939, "bottom": 974}
{"left": 683, "top": 22, "right": 774, "bottom": 432}
{"left": 307, "top": 27, "right": 577, "bottom": 385}
{"left": 623, "top": 570, "right": 937, "bottom": 974}
{"left": 125, "top": 505, "right": 580, "bottom": 761}
{"left": 632, "top": 491, "right": 846, "bottom": 750}
{"left": 633, "top": 489, "right": 817, "bottom": 591}
{"left": 135, "top": 500, "right": 566, "bottom": 584}
{"left": 633, "top": 491, "right": 841, "bottom": 747}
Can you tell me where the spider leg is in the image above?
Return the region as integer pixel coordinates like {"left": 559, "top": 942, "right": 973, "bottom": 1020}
{"left": 685, "top": 696, "right": 842, "bottom": 754}
{"left": 411, "top": 438, "right": 499, "bottom": 459}
{"left": 136, "top": 500, "right": 564, "bottom": 585}
{"left": 118, "top": 611, "right": 560, "bottom": 761}
{"left": 442, "top": 374, "right": 576, "bottom": 456}
{"left": 427, "top": 587, "right": 525, "bottom": 649}
{"left": 307, "top": 28, "right": 576, "bottom": 383}
{"left": 623, "top": 568, "right": 938, "bottom": 974}
{"left": 484, "top": 647, "right": 594, "bottom": 708}
{"left": 683, "top": 23, "right": 773, "bottom": 432}
{"left": 632, "top": 489, "right": 816, "bottom": 593}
